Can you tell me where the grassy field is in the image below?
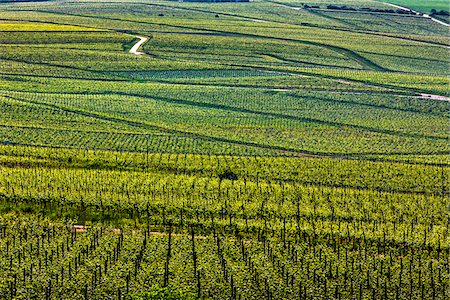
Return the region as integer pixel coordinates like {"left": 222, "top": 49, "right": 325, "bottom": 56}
{"left": 0, "top": 0, "right": 449, "bottom": 299}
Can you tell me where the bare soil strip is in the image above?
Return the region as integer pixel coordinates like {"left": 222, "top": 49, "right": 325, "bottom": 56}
{"left": 129, "top": 36, "right": 148, "bottom": 55}
{"left": 419, "top": 94, "right": 450, "bottom": 102}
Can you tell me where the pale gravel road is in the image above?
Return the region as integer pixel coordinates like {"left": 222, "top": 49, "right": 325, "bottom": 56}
{"left": 277, "top": 1, "right": 449, "bottom": 27}
{"left": 379, "top": 2, "right": 450, "bottom": 27}
{"left": 129, "top": 36, "right": 148, "bottom": 55}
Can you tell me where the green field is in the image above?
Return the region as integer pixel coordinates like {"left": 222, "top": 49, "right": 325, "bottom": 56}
{"left": 381, "top": 0, "right": 449, "bottom": 13}
{"left": 0, "top": 0, "right": 449, "bottom": 299}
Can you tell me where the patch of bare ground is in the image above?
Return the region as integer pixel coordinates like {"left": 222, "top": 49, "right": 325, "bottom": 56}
{"left": 418, "top": 94, "right": 450, "bottom": 102}
{"left": 73, "top": 225, "right": 87, "bottom": 233}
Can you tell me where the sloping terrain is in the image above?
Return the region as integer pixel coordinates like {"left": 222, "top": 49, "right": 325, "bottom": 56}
{"left": 0, "top": 1, "right": 448, "bottom": 299}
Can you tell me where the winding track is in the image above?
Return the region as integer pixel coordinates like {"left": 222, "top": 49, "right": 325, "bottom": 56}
{"left": 30, "top": 9, "right": 385, "bottom": 71}
{"left": 129, "top": 36, "right": 148, "bottom": 55}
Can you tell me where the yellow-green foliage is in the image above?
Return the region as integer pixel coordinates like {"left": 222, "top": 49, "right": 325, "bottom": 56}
{"left": 0, "top": 22, "right": 103, "bottom": 31}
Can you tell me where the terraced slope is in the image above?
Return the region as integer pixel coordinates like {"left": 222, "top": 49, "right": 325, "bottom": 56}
{"left": 0, "top": 1, "right": 448, "bottom": 299}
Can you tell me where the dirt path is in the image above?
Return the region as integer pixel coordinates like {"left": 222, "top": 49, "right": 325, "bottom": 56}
{"left": 419, "top": 94, "right": 450, "bottom": 102}
{"left": 279, "top": 1, "right": 449, "bottom": 27}
{"left": 275, "top": 3, "right": 301, "bottom": 10}
{"left": 379, "top": 2, "right": 450, "bottom": 27}
{"left": 129, "top": 36, "right": 148, "bottom": 55}
{"left": 256, "top": 69, "right": 450, "bottom": 102}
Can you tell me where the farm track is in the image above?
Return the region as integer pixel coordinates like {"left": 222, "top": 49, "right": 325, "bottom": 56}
{"left": 4, "top": 16, "right": 423, "bottom": 94}
{"left": 3, "top": 86, "right": 446, "bottom": 118}
{"left": 419, "top": 94, "right": 450, "bottom": 102}
{"left": 2, "top": 89, "right": 448, "bottom": 166}
{"left": 117, "top": 38, "right": 448, "bottom": 98}
{"left": 0, "top": 67, "right": 424, "bottom": 100}
{"left": 380, "top": 1, "right": 450, "bottom": 27}
{"left": 129, "top": 35, "right": 148, "bottom": 55}
{"left": 5, "top": 65, "right": 447, "bottom": 105}
{"left": 4, "top": 4, "right": 449, "bottom": 50}
{"left": 2, "top": 6, "right": 448, "bottom": 158}
{"left": 56, "top": 0, "right": 450, "bottom": 47}
{"left": 154, "top": 82, "right": 449, "bottom": 108}
{"left": 1, "top": 4, "right": 449, "bottom": 297}
{"left": 269, "top": 2, "right": 450, "bottom": 48}
{"left": 79, "top": 0, "right": 450, "bottom": 48}
{"left": 10, "top": 4, "right": 448, "bottom": 79}
{"left": 3, "top": 52, "right": 447, "bottom": 103}
{"left": 232, "top": 65, "right": 448, "bottom": 97}
{"left": 29, "top": 9, "right": 386, "bottom": 71}
{"left": 284, "top": 93, "right": 448, "bottom": 116}
{"left": 4, "top": 90, "right": 445, "bottom": 142}
{"left": 111, "top": 94, "right": 445, "bottom": 141}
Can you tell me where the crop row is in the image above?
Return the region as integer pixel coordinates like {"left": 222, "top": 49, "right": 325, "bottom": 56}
{"left": 0, "top": 212, "right": 448, "bottom": 299}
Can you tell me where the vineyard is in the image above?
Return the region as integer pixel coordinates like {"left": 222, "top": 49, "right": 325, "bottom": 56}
{"left": 0, "top": 0, "right": 449, "bottom": 299}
